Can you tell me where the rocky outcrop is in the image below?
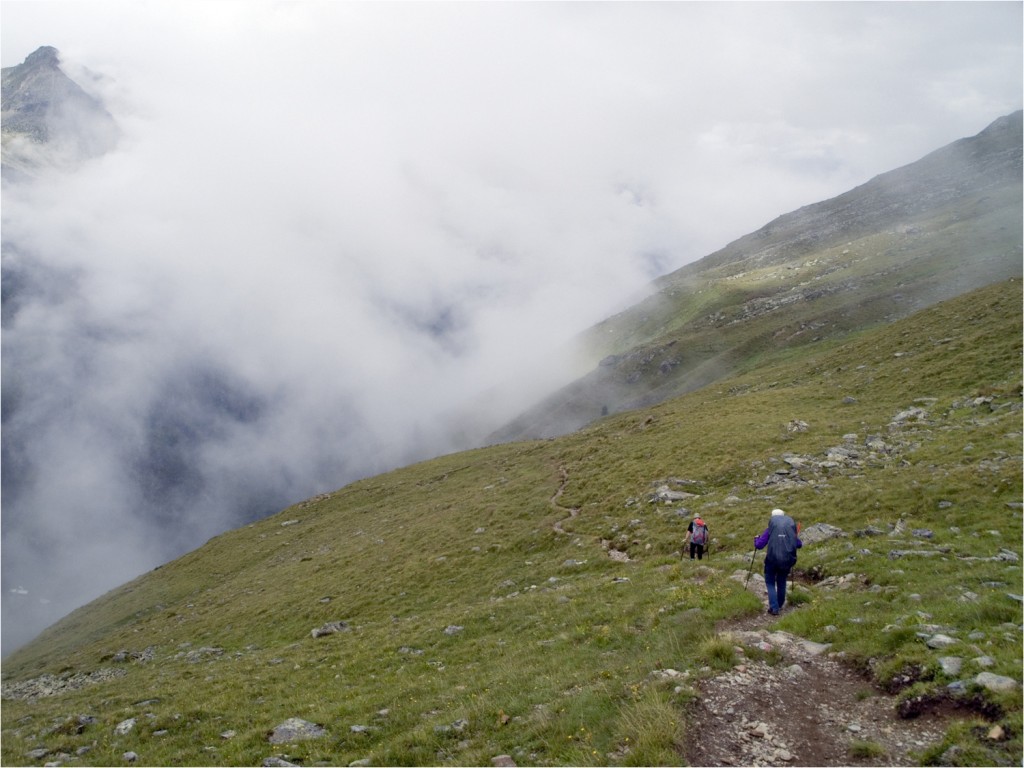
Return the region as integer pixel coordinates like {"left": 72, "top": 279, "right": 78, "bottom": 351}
{"left": 1, "top": 668, "right": 126, "bottom": 701}
{"left": 1, "top": 45, "right": 118, "bottom": 178}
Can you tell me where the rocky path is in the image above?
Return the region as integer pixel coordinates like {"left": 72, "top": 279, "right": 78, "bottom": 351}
{"left": 683, "top": 608, "right": 953, "bottom": 767}
{"left": 547, "top": 469, "right": 994, "bottom": 766}
{"left": 550, "top": 467, "right": 579, "bottom": 536}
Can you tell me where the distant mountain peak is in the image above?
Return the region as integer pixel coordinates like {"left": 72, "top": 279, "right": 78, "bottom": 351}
{"left": 1, "top": 44, "right": 118, "bottom": 179}
{"left": 22, "top": 45, "right": 60, "bottom": 67}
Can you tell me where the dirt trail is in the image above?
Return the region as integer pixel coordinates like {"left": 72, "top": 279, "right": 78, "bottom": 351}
{"left": 549, "top": 467, "right": 965, "bottom": 765}
{"left": 550, "top": 467, "right": 579, "bottom": 535}
{"left": 683, "top": 607, "right": 954, "bottom": 767}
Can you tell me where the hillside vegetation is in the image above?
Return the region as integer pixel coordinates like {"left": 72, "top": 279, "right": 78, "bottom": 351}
{"left": 2, "top": 278, "right": 1021, "bottom": 767}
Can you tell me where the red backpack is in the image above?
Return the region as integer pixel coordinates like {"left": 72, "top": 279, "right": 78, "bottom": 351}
{"left": 692, "top": 518, "right": 708, "bottom": 545}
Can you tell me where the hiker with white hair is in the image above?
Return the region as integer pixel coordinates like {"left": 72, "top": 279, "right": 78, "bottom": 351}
{"left": 754, "top": 508, "right": 802, "bottom": 615}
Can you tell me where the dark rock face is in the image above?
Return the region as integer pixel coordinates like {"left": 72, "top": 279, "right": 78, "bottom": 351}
{"left": 1, "top": 45, "right": 119, "bottom": 176}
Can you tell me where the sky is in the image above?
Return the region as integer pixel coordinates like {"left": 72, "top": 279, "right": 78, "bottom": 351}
{"left": 1, "top": 1, "right": 1021, "bottom": 653}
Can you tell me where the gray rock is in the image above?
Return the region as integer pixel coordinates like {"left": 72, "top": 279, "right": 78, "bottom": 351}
{"left": 655, "top": 489, "right": 699, "bottom": 503}
{"left": 443, "top": 625, "right": 464, "bottom": 636}
{"left": 912, "top": 528, "right": 934, "bottom": 539}
{"left": 926, "top": 634, "right": 958, "bottom": 649}
{"left": 972, "top": 656, "right": 995, "bottom": 668}
{"left": 263, "top": 759, "right": 299, "bottom": 767}
{"left": 891, "top": 407, "right": 928, "bottom": 424}
{"left": 492, "top": 756, "right": 517, "bottom": 767}
{"left": 798, "top": 640, "right": 832, "bottom": 656}
{"left": 937, "top": 657, "right": 963, "bottom": 676}
{"left": 311, "top": 621, "right": 350, "bottom": 638}
{"left": 182, "top": 646, "right": 224, "bottom": 663}
{"left": 974, "top": 672, "right": 1018, "bottom": 692}
{"left": 123, "top": 752, "right": 139, "bottom": 763}
{"left": 114, "top": 718, "right": 137, "bottom": 736}
{"left": 268, "top": 718, "right": 327, "bottom": 744}
{"left": 889, "top": 549, "right": 942, "bottom": 560}
{"left": 799, "top": 523, "right": 846, "bottom": 544}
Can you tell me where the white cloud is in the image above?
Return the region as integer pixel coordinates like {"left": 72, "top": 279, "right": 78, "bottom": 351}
{"left": 2, "top": 0, "right": 1021, "bottom": 652}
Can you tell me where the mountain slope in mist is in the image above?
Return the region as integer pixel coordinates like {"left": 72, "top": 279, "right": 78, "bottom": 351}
{"left": 491, "top": 111, "right": 1023, "bottom": 442}
{"left": 1, "top": 277, "right": 1020, "bottom": 767}
{"left": 1, "top": 43, "right": 1019, "bottom": 663}
{"left": 0, "top": 42, "right": 621, "bottom": 656}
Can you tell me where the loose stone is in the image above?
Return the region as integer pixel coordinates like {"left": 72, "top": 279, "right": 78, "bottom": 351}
{"left": 974, "top": 672, "right": 1017, "bottom": 693}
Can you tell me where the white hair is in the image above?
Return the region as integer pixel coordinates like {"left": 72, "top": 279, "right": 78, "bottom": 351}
{"left": 771, "top": 508, "right": 785, "bottom": 516}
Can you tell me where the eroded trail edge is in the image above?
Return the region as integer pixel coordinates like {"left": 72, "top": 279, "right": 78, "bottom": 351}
{"left": 683, "top": 618, "right": 953, "bottom": 767}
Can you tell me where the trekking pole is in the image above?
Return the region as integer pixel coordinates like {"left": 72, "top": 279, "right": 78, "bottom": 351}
{"left": 790, "top": 522, "right": 800, "bottom": 600}
{"left": 744, "top": 547, "right": 758, "bottom": 586}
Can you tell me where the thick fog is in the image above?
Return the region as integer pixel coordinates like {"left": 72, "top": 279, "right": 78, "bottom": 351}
{"left": 2, "top": 2, "right": 1021, "bottom": 653}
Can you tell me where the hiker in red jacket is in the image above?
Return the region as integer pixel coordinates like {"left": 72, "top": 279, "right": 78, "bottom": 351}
{"left": 684, "top": 512, "right": 709, "bottom": 560}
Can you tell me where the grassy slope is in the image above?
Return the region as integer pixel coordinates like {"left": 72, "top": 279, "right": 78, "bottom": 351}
{"left": 2, "top": 279, "right": 1021, "bottom": 767}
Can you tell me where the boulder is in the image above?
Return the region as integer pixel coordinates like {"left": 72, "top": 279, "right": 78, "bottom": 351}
{"left": 937, "top": 657, "right": 963, "bottom": 676}
{"left": 311, "top": 621, "right": 349, "bottom": 638}
{"left": 974, "top": 672, "right": 1017, "bottom": 693}
{"left": 799, "top": 523, "right": 846, "bottom": 544}
{"left": 268, "top": 718, "right": 327, "bottom": 744}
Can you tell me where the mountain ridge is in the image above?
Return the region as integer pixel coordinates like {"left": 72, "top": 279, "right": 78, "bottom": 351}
{"left": 488, "top": 110, "right": 1023, "bottom": 443}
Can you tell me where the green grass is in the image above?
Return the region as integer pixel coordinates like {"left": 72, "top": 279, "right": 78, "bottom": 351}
{"left": 849, "top": 739, "right": 888, "bottom": 759}
{"left": 1, "top": 279, "right": 1021, "bottom": 766}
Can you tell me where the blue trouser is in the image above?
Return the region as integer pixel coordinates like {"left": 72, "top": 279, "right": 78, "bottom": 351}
{"left": 764, "top": 559, "right": 792, "bottom": 613}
